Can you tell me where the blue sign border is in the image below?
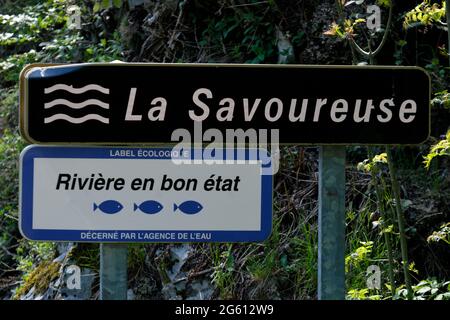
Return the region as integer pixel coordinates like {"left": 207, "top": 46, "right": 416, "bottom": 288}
{"left": 20, "top": 146, "right": 273, "bottom": 243}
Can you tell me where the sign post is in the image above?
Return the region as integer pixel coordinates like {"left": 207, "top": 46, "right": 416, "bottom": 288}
{"left": 100, "top": 243, "right": 128, "bottom": 300}
{"left": 318, "top": 146, "right": 346, "bottom": 299}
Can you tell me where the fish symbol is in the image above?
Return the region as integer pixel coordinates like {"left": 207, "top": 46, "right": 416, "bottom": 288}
{"left": 174, "top": 201, "right": 203, "bottom": 215}
{"left": 134, "top": 201, "right": 163, "bottom": 214}
{"left": 93, "top": 200, "right": 123, "bottom": 214}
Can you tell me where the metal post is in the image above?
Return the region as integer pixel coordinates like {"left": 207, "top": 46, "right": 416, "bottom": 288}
{"left": 100, "top": 243, "right": 128, "bottom": 300}
{"left": 318, "top": 146, "right": 346, "bottom": 300}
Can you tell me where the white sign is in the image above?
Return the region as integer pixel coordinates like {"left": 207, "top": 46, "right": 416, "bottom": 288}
{"left": 20, "top": 146, "right": 272, "bottom": 242}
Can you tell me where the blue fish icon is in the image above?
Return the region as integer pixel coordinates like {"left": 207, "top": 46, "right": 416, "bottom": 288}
{"left": 93, "top": 200, "right": 123, "bottom": 214}
{"left": 134, "top": 200, "right": 163, "bottom": 214}
{"left": 174, "top": 201, "right": 203, "bottom": 215}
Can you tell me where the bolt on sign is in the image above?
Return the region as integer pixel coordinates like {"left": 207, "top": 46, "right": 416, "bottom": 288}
{"left": 20, "top": 63, "right": 430, "bottom": 145}
{"left": 19, "top": 146, "right": 272, "bottom": 242}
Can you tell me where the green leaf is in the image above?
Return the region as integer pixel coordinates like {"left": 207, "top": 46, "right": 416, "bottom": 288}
{"left": 113, "top": 0, "right": 122, "bottom": 8}
{"left": 416, "top": 286, "right": 431, "bottom": 295}
{"left": 102, "top": 0, "right": 111, "bottom": 9}
{"left": 93, "top": 2, "right": 101, "bottom": 13}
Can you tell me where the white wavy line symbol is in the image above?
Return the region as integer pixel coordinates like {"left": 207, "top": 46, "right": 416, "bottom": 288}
{"left": 44, "top": 114, "right": 109, "bottom": 124}
{"left": 44, "top": 99, "right": 109, "bottom": 109}
{"left": 43, "top": 83, "right": 110, "bottom": 125}
{"left": 44, "top": 84, "right": 110, "bottom": 95}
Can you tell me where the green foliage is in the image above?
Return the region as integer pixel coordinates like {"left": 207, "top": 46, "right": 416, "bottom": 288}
{"left": 0, "top": 0, "right": 67, "bottom": 49}
{"left": 284, "top": 222, "right": 318, "bottom": 298}
{"left": 93, "top": 0, "right": 123, "bottom": 13}
{"left": 427, "top": 222, "right": 450, "bottom": 245}
{"left": 357, "top": 153, "right": 388, "bottom": 173}
{"left": 128, "top": 244, "right": 147, "bottom": 272}
{"left": 432, "top": 90, "right": 450, "bottom": 109}
{"left": 393, "top": 40, "right": 407, "bottom": 66}
{"left": 39, "top": 33, "right": 85, "bottom": 62}
{"left": 345, "top": 241, "right": 373, "bottom": 273}
{"left": 423, "top": 131, "right": 450, "bottom": 169}
{"left": 376, "top": 0, "right": 391, "bottom": 8}
{"left": 15, "top": 241, "right": 57, "bottom": 274}
{"left": 403, "top": 1, "right": 446, "bottom": 29}
{"left": 68, "top": 244, "right": 99, "bottom": 270}
{"left": 347, "top": 288, "right": 381, "bottom": 300}
{"left": 392, "top": 279, "right": 450, "bottom": 300}
{"left": 0, "top": 87, "right": 19, "bottom": 129}
{"left": 0, "top": 130, "right": 27, "bottom": 211}
{"left": 197, "top": 3, "right": 278, "bottom": 63}
{"left": 323, "top": 19, "right": 366, "bottom": 39}
{"left": 0, "top": 0, "right": 124, "bottom": 86}
{"left": 210, "top": 244, "right": 235, "bottom": 299}
{"left": 348, "top": 278, "right": 450, "bottom": 300}
{"left": 0, "top": 49, "right": 40, "bottom": 84}
{"left": 424, "top": 57, "right": 448, "bottom": 92}
{"left": 84, "top": 31, "right": 123, "bottom": 62}
{"left": 0, "top": 126, "right": 26, "bottom": 276}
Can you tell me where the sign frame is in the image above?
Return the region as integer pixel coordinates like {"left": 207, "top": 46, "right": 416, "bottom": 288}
{"left": 19, "top": 63, "right": 431, "bottom": 146}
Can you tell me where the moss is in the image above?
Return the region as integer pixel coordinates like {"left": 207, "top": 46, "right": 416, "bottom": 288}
{"left": 13, "top": 261, "right": 61, "bottom": 299}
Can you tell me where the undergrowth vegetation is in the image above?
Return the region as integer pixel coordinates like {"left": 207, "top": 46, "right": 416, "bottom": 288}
{"left": 0, "top": 0, "right": 448, "bottom": 300}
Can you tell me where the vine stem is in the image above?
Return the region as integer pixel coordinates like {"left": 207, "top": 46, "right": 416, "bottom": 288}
{"left": 386, "top": 147, "right": 413, "bottom": 300}
{"left": 367, "top": 150, "right": 396, "bottom": 296}
{"left": 350, "top": 2, "right": 393, "bottom": 59}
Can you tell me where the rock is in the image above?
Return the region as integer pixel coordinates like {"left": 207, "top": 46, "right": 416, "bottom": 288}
{"left": 186, "top": 280, "right": 214, "bottom": 300}
{"left": 58, "top": 267, "right": 96, "bottom": 300}
{"left": 127, "top": 289, "right": 135, "bottom": 300}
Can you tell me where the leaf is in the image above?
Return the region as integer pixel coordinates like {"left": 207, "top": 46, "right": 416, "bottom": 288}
{"left": 93, "top": 2, "right": 101, "bottom": 13}
{"left": 102, "top": 0, "right": 111, "bottom": 9}
{"left": 416, "top": 280, "right": 429, "bottom": 287}
{"left": 416, "top": 286, "right": 431, "bottom": 294}
{"left": 113, "top": 0, "right": 122, "bottom": 8}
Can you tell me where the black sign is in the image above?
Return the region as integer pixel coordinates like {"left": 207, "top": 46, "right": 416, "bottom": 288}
{"left": 20, "top": 63, "right": 430, "bottom": 144}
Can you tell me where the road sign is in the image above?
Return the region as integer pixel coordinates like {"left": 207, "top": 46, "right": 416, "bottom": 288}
{"left": 19, "top": 146, "right": 272, "bottom": 242}
{"left": 20, "top": 63, "right": 430, "bottom": 145}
